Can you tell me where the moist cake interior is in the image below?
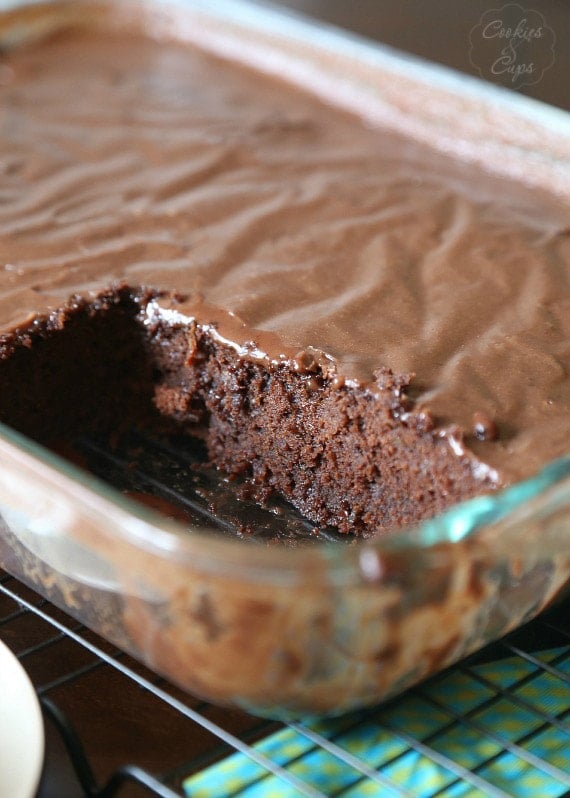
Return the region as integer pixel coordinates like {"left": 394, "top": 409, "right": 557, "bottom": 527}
{"left": 0, "top": 15, "right": 568, "bottom": 536}
{"left": 0, "top": 289, "right": 491, "bottom": 536}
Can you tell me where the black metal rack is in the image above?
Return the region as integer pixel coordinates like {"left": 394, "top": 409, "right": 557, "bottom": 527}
{"left": 1, "top": 568, "right": 569, "bottom": 798}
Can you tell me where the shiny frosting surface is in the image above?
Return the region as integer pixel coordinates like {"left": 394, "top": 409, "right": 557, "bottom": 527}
{"left": 0, "top": 27, "right": 568, "bottom": 481}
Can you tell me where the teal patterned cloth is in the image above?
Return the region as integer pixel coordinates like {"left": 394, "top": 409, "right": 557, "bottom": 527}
{"left": 184, "top": 645, "right": 570, "bottom": 797}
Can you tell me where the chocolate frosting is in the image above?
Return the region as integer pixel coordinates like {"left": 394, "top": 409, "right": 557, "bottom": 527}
{"left": 0, "top": 25, "right": 568, "bottom": 483}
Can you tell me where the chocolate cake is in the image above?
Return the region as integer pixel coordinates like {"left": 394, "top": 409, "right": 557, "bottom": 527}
{"left": 0, "top": 11, "right": 568, "bottom": 536}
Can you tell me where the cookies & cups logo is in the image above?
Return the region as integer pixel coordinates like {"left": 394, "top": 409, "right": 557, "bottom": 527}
{"left": 469, "top": 4, "right": 555, "bottom": 89}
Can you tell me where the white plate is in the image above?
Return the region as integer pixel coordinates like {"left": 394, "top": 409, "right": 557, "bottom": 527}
{"left": 0, "top": 637, "right": 45, "bottom": 798}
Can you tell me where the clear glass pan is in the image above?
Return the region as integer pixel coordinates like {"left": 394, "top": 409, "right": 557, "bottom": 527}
{"left": 0, "top": 0, "right": 568, "bottom": 719}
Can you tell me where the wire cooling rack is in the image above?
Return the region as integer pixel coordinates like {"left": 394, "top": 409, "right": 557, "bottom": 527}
{"left": 1, "top": 566, "right": 569, "bottom": 798}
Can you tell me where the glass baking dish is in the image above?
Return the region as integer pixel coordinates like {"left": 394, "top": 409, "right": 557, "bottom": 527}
{"left": 0, "top": 0, "right": 568, "bottom": 719}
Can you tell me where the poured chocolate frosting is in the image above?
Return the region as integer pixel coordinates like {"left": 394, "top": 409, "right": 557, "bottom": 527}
{"left": 0, "top": 24, "right": 568, "bottom": 483}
